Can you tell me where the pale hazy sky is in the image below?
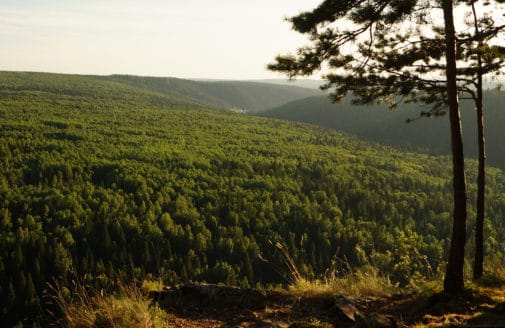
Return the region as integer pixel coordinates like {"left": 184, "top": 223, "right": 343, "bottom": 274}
{"left": 0, "top": 0, "right": 322, "bottom": 79}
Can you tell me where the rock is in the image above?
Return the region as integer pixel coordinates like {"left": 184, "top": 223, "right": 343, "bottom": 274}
{"left": 353, "top": 313, "right": 399, "bottom": 328}
{"left": 334, "top": 296, "right": 364, "bottom": 323}
{"left": 251, "top": 320, "right": 287, "bottom": 328}
{"left": 289, "top": 322, "right": 324, "bottom": 328}
{"left": 151, "top": 283, "right": 268, "bottom": 311}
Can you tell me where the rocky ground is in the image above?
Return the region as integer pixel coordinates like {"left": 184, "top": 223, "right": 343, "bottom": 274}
{"left": 149, "top": 283, "right": 505, "bottom": 327}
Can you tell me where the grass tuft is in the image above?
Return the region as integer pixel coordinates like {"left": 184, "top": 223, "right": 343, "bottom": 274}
{"left": 269, "top": 242, "right": 398, "bottom": 297}
{"left": 479, "top": 258, "right": 505, "bottom": 288}
{"left": 289, "top": 265, "right": 397, "bottom": 298}
{"left": 49, "top": 279, "right": 169, "bottom": 328}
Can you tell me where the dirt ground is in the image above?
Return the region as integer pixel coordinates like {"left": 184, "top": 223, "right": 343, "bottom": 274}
{"left": 150, "top": 283, "right": 505, "bottom": 327}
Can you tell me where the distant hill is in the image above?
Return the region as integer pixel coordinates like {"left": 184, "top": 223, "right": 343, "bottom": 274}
{"left": 0, "top": 71, "right": 321, "bottom": 113}
{"left": 250, "top": 79, "right": 326, "bottom": 90}
{"left": 261, "top": 92, "right": 505, "bottom": 171}
{"left": 0, "top": 71, "right": 203, "bottom": 110}
{"left": 103, "top": 75, "right": 321, "bottom": 112}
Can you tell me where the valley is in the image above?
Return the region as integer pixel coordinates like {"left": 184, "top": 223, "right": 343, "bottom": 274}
{"left": 1, "top": 71, "right": 505, "bottom": 326}
{"left": 262, "top": 93, "right": 505, "bottom": 171}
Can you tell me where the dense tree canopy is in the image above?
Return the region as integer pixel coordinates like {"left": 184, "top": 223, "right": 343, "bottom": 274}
{"left": 2, "top": 72, "right": 505, "bottom": 324}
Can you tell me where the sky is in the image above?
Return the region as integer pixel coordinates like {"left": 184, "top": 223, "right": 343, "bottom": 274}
{"left": 0, "top": 0, "right": 322, "bottom": 80}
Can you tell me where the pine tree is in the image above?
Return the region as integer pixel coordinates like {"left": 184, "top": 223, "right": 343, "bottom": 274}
{"left": 24, "top": 273, "right": 36, "bottom": 304}
{"left": 267, "top": 0, "right": 489, "bottom": 293}
{"left": 7, "top": 281, "right": 16, "bottom": 305}
{"left": 441, "top": 0, "right": 467, "bottom": 294}
{"left": 457, "top": 0, "right": 505, "bottom": 280}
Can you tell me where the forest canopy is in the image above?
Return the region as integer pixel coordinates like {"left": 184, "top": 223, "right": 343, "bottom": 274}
{"left": 2, "top": 72, "right": 505, "bottom": 324}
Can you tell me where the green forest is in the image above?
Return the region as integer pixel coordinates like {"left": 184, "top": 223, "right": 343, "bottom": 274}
{"left": 102, "top": 75, "right": 320, "bottom": 112}
{"left": 2, "top": 71, "right": 505, "bottom": 325}
{"left": 262, "top": 92, "right": 505, "bottom": 171}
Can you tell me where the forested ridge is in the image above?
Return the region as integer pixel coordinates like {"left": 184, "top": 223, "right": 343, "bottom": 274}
{"left": 261, "top": 92, "right": 505, "bottom": 171}
{"left": 0, "top": 71, "right": 320, "bottom": 113}
{"left": 2, "top": 71, "right": 505, "bottom": 325}
{"left": 103, "top": 75, "right": 320, "bottom": 112}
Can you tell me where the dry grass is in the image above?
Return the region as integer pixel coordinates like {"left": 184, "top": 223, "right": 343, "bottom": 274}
{"left": 269, "top": 242, "right": 398, "bottom": 298}
{"left": 479, "top": 258, "right": 505, "bottom": 285}
{"left": 49, "top": 279, "right": 169, "bottom": 328}
{"left": 289, "top": 265, "right": 398, "bottom": 298}
{"left": 141, "top": 278, "right": 165, "bottom": 293}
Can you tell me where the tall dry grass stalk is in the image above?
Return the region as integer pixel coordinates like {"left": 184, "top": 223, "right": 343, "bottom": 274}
{"left": 289, "top": 265, "right": 397, "bottom": 298}
{"left": 271, "top": 242, "right": 397, "bottom": 297}
{"left": 48, "top": 279, "right": 169, "bottom": 328}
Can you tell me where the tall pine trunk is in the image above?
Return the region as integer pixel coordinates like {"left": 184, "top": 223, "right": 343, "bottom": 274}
{"left": 442, "top": 0, "right": 468, "bottom": 294}
{"left": 474, "top": 88, "right": 485, "bottom": 280}
{"left": 472, "top": 1, "right": 486, "bottom": 281}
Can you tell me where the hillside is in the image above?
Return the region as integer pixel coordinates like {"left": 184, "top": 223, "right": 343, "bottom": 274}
{"left": 251, "top": 78, "right": 326, "bottom": 90}
{"left": 2, "top": 71, "right": 505, "bottom": 325}
{"left": 0, "top": 71, "right": 321, "bottom": 113}
{"left": 102, "top": 74, "right": 321, "bottom": 112}
{"left": 261, "top": 92, "right": 505, "bottom": 170}
{"left": 0, "top": 71, "right": 203, "bottom": 110}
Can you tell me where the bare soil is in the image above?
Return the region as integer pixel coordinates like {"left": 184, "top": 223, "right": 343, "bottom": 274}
{"left": 149, "top": 283, "right": 505, "bottom": 327}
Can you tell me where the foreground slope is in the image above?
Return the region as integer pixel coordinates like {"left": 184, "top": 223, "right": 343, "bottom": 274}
{"left": 262, "top": 93, "right": 505, "bottom": 170}
{"left": 147, "top": 283, "right": 505, "bottom": 327}
{"left": 1, "top": 72, "right": 505, "bottom": 325}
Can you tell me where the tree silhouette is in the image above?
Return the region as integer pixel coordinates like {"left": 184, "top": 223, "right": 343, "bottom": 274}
{"left": 457, "top": 0, "right": 505, "bottom": 280}
{"left": 269, "top": 0, "right": 474, "bottom": 293}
